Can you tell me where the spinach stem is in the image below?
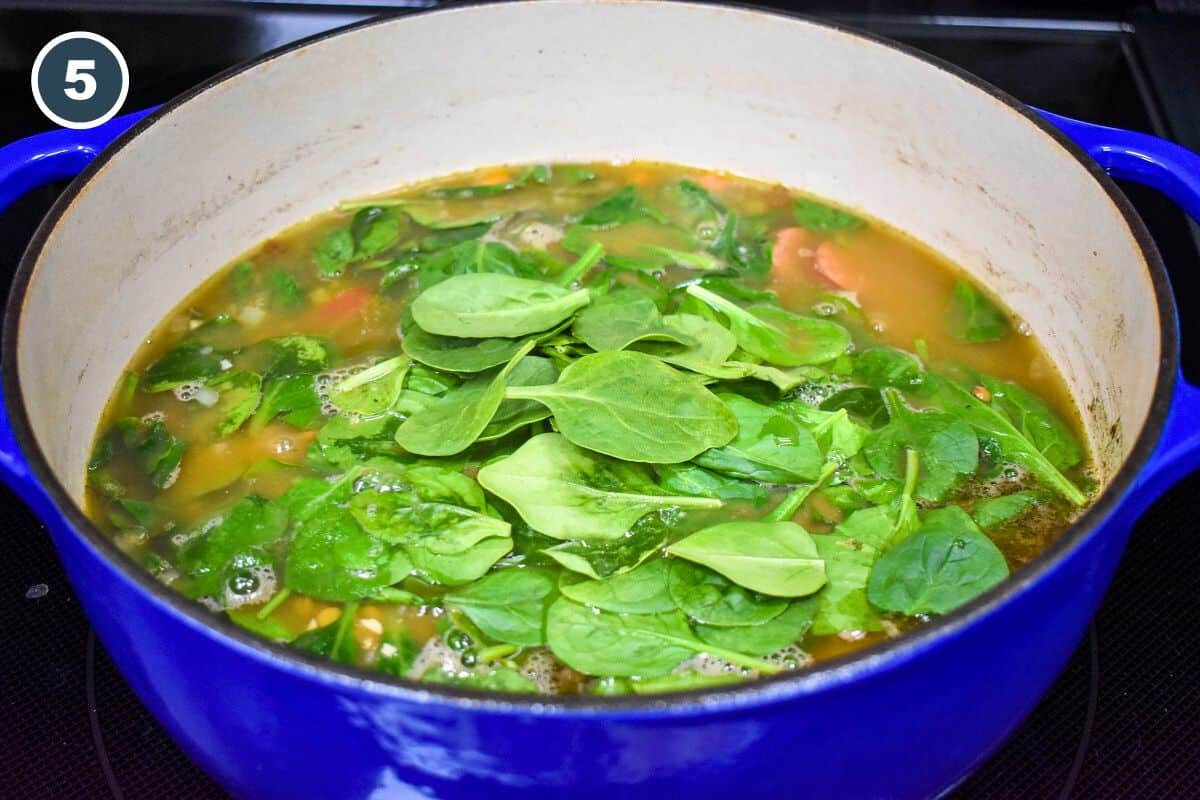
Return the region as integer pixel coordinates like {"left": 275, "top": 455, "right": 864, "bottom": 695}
{"left": 331, "top": 601, "right": 360, "bottom": 655}
{"left": 500, "top": 339, "right": 540, "bottom": 378}
{"left": 556, "top": 242, "right": 605, "bottom": 287}
{"left": 117, "top": 372, "right": 139, "bottom": 415}
{"left": 810, "top": 408, "right": 848, "bottom": 439}
{"left": 256, "top": 587, "right": 292, "bottom": 620}
{"left": 901, "top": 448, "right": 920, "bottom": 500}
{"left": 767, "top": 461, "right": 839, "bottom": 522}
{"left": 696, "top": 643, "right": 784, "bottom": 675}
{"left": 334, "top": 355, "right": 408, "bottom": 393}
{"left": 477, "top": 644, "right": 518, "bottom": 662}
{"left": 685, "top": 284, "right": 764, "bottom": 329}
{"left": 889, "top": 449, "right": 921, "bottom": 544}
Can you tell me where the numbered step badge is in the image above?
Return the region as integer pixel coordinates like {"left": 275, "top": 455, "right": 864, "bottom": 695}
{"left": 31, "top": 32, "right": 129, "bottom": 130}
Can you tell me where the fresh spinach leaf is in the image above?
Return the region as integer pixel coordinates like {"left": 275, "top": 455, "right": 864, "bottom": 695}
{"left": 694, "top": 597, "right": 817, "bottom": 657}
{"left": 695, "top": 394, "right": 823, "bottom": 483}
{"left": 329, "top": 356, "right": 408, "bottom": 416}
{"left": 476, "top": 433, "right": 721, "bottom": 540}
{"left": 394, "top": 342, "right": 535, "bottom": 456}
{"left": 685, "top": 285, "right": 850, "bottom": 367}
{"left": 545, "top": 598, "right": 771, "bottom": 678}
{"left": 278, "top": 471, "right": 359, "bottom": 523}
{"left": 572, "top": 289, "right": 695, "bottom": 352}
{"left": 411, "top": 273, "right": 590, "bottom": 339}
{"left": 558, "top": 558, "right": 676, "bottom": 614}
{"left": 810, "top": 505, "right": 893, "bottom": 635}
{"left": 478, "top": 357, "right": 558, "bottom": 441}
{"left": 853, "top": 347, "right": 923, "bottom": 389}
{"left": 667, "top": 559, "right": 788, "bottom": 625}
{"left": 541, "top": 514, "right": 669, "bottom": 579}
{"left": 414, "top": 239, "right": 546, "bottom": 291}
{"left": 444, "top": 567, "right": 557, "bottom": 646}
{"left": 407, "top": 536, "right": 513, "bottom": 586}
{"left": 667, "top": 520, "right": 826, "bottom": 598}
{"left": 347, "top": 489, "right": 510, "bottom": 554}
{"left": 635, "top": 313, "right": 739, "bottom": 366}
{"left": 505, "top": 350, "right": 738, "bottom": 463}
{"left": 655, "top": 463, "right": 769, "bottom": 506}
{"left": 400, "top": 310, "right": 538, "bottom": 374}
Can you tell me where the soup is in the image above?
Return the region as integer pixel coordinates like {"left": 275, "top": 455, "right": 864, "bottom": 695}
{"left": 85, "top": 162, "right": 1090, "bottom": 695}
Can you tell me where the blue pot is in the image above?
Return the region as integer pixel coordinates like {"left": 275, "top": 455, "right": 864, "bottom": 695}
{"left": 3, "top": 5, "right": 1200, "bottom": 798}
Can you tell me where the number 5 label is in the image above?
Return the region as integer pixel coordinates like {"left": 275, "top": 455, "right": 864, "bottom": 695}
{"left": 32, "top": 32, "right": 128, "bottom": 130}
{"left": 64, "top": 59, "right": 98, "bottom": 101}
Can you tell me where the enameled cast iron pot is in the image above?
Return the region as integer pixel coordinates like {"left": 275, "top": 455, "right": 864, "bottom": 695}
{"left": 3, "top": 3, "right": 1200, "bottom": 798}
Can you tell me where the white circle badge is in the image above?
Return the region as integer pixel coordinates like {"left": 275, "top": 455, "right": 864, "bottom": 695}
{"left": 31, "top": 31, "right": 130, "bottom": 130}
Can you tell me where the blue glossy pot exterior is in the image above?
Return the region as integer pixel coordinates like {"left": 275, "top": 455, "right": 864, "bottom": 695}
{"left": 4, "top": 7, "right": 1200, "bottom": 799}
{"left": 29, "top": 468, "right": 1136, "bottom": 799}
{"left": 3, "top": 415, "right": 1187, "bottom": 799}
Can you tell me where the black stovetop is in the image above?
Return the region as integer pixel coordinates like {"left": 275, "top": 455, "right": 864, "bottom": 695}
{"left": 2, "top": 3, "right": 1199, "bottom": 798}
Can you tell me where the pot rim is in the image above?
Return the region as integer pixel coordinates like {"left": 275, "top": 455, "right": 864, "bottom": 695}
{"left": 1, "top": 0, "right": 1178, "bottom": 717}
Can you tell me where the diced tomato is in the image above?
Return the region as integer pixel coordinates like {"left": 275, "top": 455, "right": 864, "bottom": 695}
{"left": 478, "top": 168, "right": 513, "bottom": 186}
{"left": 770, "top": 226, "right": 816, "bottom": 283}
{"left": 628, "top": 169, "right": 655, "bottom": 187}
{"left": 814, "top": 240, "right": 864, "bottom": 292}
{"left": 312, "top": 286, "right": 372, "bottom": 327}
{"left": 695, "top": 173, "right": 729, "bottom": 193}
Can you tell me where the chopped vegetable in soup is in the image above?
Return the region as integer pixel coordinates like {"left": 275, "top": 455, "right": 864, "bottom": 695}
{"left": 86, "top": 162, "right": 1091, "bottom": 695}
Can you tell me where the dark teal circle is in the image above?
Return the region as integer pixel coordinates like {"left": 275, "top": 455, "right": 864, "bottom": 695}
{"left": 35, "top": 35, "right": 125, "bottom": 125}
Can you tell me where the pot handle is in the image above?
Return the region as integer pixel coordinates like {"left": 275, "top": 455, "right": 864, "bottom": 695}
{"left": 0, "top": 109, "right": 154, "bottom": 503}
{"left": 0, "top": 107, "right": 155, "bottom": 214}
{"left": 1038, "top": 108, "right": 1200, "bottom": 504}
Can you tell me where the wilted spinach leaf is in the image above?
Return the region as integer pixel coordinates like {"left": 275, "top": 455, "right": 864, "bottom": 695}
{"left": 792, "top": 197, "right": 866, "bottom": 233}
{"left": 867, "top": 506, "right": 1009, "bottom": 615}
{"left": 946, "top": 281, "right": 1009, "bottom": 343}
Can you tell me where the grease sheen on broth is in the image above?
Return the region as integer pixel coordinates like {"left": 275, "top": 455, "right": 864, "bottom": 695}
{"left": 86, "top": 162, "right": 1091, "bottom": 694}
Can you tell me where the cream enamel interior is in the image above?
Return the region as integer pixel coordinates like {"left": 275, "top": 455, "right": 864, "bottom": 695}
{"left": 17, "top": 1, "right": 1156, "bottom": 500}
